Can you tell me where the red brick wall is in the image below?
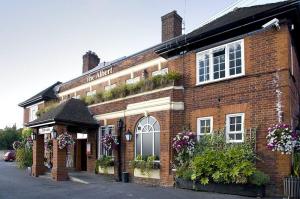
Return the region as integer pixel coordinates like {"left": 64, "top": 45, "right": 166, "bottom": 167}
{"left": 47, "top": 23, "right": 298, "bottom": 196}
{"left": 178, "top": 25, "right": 294, "bottom": 195}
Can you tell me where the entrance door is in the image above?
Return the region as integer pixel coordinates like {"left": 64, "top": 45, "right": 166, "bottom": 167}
{"left": 80, "top": 139, "right": 87, "bottom": 171}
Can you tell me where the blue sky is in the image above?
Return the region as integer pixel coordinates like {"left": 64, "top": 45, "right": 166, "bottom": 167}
{"left": 0, "top": 0, "right": 285, "bottom": 129}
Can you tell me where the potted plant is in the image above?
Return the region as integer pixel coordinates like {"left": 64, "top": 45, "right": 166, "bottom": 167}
{"left": 96, "top": 155, "right": 114, "bottom": 174}
{"left": 130, "top": 155, "right": 160, "bottom": 179}
{"left": 266, "top": 124, "right": 300, "bottom": 198}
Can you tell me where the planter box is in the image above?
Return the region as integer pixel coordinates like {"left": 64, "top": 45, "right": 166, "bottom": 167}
{"left": 134, "top": 168, "right": 160, "bottom": 179}
{"left": 98, "top": 166, "right": 114, "bottom": 175}
{"left": 175, "top": 178, "right": 265, "bottom": 197}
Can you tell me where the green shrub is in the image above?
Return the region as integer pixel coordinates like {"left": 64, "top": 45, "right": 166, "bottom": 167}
{"left": 96, "top": 155, "right": 114, "bottom": 174}
{"left": 166, "top": 71, "right": 181, "bottom": 81}
{"left": 293, "top": 152, "right": 300, "bottom": 177}
{"left": 103, "top": 90, "right": 113, "bottom": 101}
{"left": 249, "top": 170, "right": 270, "bottom": 186}
{"left": 85, "top": 96, "right": 95, "bottom": 105}
{"left": 191, "top": 146, "right": 256, "bottom": 185}
{"left": 36, "top": 101, "right": 59, "bottom": 117}
{"left": 16, "top": 147, "right": 32, "bottom": 168}
{"left": 80, "top": 72, "right": 181, "bottom": 106}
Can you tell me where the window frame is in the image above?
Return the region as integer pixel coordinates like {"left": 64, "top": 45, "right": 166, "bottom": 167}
{"left": 196, "top": 39, "right": 245, "bottom": 85}
{"left": 98, "top": 125, "right": 115, "bottom": 159}
{"left": 226, "top": 113, "right": 245, "bottom": 143}
{"left": 29, "top": 105, "right": 38, "bottom": 122}
{"left": 197, "top": 117, "right": 213, "bottom": 140}
{"left": 134, "top": 116, "right": 160, "bottom": 161}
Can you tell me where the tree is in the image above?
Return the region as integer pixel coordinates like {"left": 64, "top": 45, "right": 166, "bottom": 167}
{"left": 0, "top": 125, "right": 22, "bottom": 150}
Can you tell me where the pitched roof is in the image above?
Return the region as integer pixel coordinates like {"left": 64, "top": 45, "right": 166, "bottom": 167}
{"left": 19, "top": 82, "right": 62, "bottom": 107}
{"left": 155, "top": 0, "right": 300, "bottom": 56}
{"left": 26, "top": 98, "right": 99, "bottom": 128}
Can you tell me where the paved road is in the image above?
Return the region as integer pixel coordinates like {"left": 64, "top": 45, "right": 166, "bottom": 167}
{"left": 0, "top": 160, "right": 261, "bottom": 199}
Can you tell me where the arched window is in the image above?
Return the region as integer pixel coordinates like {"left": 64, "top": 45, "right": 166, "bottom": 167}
{"left": 135, "top": 116, "right": 160, "bottom": 160}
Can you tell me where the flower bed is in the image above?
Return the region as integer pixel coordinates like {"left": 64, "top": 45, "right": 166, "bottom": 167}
{"left": 172, "top": 129, "right": 270, "bottom": 197}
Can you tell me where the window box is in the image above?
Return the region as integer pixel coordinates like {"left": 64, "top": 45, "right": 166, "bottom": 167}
{"left": 134, "top": 168, "right": 160, "bottom": 179}
{"left": 175, "top": 178, "right": 265, "bottom": 197}
{"left": 98, "top": 166, "right": 115, "bottom": 175}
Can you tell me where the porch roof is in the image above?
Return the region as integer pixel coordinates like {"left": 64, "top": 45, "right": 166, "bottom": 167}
{"left": 26, "top": 98, "right": 99, "bottom": 128}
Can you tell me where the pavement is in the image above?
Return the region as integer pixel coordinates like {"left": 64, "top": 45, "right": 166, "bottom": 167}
{"left": 0, "top": 160, "right": 274, "bottom": 199}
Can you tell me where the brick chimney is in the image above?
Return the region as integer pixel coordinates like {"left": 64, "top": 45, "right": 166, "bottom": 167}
{"left": 82, "top": 51, "right": 100, "bottom": 73}
{"left": 161, "top": 10, "right": 183, "bottom": 42}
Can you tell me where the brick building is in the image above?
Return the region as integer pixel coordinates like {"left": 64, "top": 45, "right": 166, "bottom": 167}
{"left": 19, "top": 1, "right": 300, "bottom": 196}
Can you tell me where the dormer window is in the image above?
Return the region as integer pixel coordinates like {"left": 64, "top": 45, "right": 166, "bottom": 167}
{"left": 196, "top": 39, "right": 244, "bottom": 85}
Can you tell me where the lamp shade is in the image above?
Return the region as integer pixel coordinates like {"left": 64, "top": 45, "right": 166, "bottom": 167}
{"left": 125, "top": 129, "right": 132, "bottom": 142}
{"left": 31, "top": 132, "right": 37, "bottom": 140}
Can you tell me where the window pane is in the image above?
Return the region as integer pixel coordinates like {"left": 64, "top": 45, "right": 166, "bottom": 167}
{"left": 154, "top": 132, "right": 160, "bottom": 159}
{"left": 230, "top": 117, "right": 235, "bottom": 124}
{"left": 236, "top": 67, "right": 241, "bottom": 74}
{"left": 236, "top": 51, "right": 241, "bottom": 59}
{"left": 236, "top": 124, "right": 242, "bottom": 131}
{"left": 200, "top": 120, "right": 205, "bottom": 126}
{"left": 236, "top": 133, "right": 242, "bottom": 140}
{"left": 136, "top": 134, "right": 141, "bottom": 156}
{"left": 230, "top": 68, "right": 235, "bottom": 76}
{"left": 153, "top": 122, "right": 160, "bottom": 132}
{"left": 142, "top": 133, "right": 153, "bottom": 157}
{"left": 236, "top": 116, "right": 242, "bottom": 123}
{"left": 236, "top": 59, "right": 241, "bottom": 67}
{"left": 229, "top": 134, "right": 235, "bottom": 140}
{"left": 230, "top": 124, "right": 235, "bottom": 131}
{"left": 206, "top": 120, "right": 210, "bottom": 126}
{"left": 220, "top": 71, "right": 225, "bottom": 78}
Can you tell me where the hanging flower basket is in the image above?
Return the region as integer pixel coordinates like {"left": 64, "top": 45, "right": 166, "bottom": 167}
{"left": 57, "top": 132, "right": 75, "bottom": 150}
{"left": 266, "top": 124, "right": 300, "bottom": 154}
{"left": 101, "top": 134, "right": 119, "bottom": 150}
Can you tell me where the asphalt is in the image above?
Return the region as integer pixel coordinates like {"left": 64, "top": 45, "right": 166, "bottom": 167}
{"left": 0, "top": 160, "right": 266, "bottom": 199}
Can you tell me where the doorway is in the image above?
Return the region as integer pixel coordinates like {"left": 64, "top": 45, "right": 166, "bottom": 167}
{"left": 80, "top": 139, "right": 87, "bottom": 171}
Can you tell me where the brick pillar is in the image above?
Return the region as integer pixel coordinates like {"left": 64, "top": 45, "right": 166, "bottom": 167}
{"left": 32, "top": 133, "right": 45, "bottom": 177}
{"left": 51, "top": 125, "right": 68, "bottom": 181}
{"left": 87, "top": 132, "right": 96, "bottom": 173}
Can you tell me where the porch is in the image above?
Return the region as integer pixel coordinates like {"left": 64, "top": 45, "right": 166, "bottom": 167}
{"left": 27, "top": 98, "right": 99, "bottom": 181}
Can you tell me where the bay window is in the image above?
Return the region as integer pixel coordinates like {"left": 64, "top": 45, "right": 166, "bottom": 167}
{"left": 196, "top": 40, "right": 244, "bottom": 85}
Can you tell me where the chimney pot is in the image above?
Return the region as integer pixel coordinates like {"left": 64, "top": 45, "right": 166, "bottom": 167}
{"left": 161, "top": 10, "right": 183, "bottom": 42}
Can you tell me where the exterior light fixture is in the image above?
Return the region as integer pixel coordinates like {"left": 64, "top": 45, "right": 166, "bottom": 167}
{"left": 31, "top": 132, "right": 37, "bottom": 140}
{"left": 124, "top": 129, "right": 132, "bottom": 142}
{"left": 51, "top": 129, "right": 58, "bottom": 139}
